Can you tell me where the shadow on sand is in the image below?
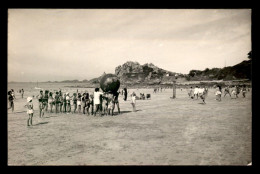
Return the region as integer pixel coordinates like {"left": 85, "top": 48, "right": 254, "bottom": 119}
{"left": 34, "top": 122, "right": 49, "bottom": 126}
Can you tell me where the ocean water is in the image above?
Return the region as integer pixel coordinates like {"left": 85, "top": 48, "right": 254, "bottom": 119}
{"left": 7, "top": 82, "right": 96, "bottom": 98}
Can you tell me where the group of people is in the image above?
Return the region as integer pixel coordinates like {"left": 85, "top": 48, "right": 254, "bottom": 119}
{"left": 187, "top": 84, "right": 249, "bottom": 103}
{"left": 188, "top": 86, "right": 208, "bottom": 103}
{"left": 23, "top": 87, "right": 123, "bottom": 126}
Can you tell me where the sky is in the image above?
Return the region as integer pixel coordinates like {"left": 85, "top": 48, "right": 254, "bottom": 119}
{"left": 8, "top": 9, "right": 251, "bottom": 82}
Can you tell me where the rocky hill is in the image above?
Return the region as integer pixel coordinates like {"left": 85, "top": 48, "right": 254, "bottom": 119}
{"left": 88, "top": 54, "right": 251, "bottom": 87}
{"left": 114, "top": 61, "right": 179, "bottom": 86}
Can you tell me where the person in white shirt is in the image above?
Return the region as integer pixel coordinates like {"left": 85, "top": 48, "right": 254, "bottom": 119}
{"left": 194, "top": 86, "right": 199, "bottom": 99}
{"left": 93, "top": 88, "right": 103, "bottom": 116}
{"left": 131, "top": 92, "right": 136, "bottom": 112}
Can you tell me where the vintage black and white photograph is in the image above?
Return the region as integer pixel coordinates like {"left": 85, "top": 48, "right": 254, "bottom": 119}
{"left": 7, "top": 9, "right": 252, "bottom": 165}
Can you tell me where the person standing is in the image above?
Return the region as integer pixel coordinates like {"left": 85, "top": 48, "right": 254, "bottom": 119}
{"left": 66, "top": 93, "right": 71, "bottom": 113}
{"left": 37, "top": 90, "right": 44, "bottom": 117}
{"left": 123, "top": 87, "right": 128, "bottom": 101}
{"left": 77, "top": 93, "right": 82, "bottom": 114}
{"left": 59, "top": 93, "right": 63, "bottom": 113}
{"left": 8, "top": 91, "right": 14, "bottom": 112}
{"left": 130, "top": 92, "right": 136, "bottom": 112}
{"left": 112, "top": 91, "right": 120, "bottom": 115}
{"left": 48, "top": 92, "right": 54, "bottom": 113}
{"left": 21, "top": 89, "right": 24, "bottom": 98}
{"left": 54, "top": 92, "right": 60, "bottom": 113}
{"left": 25, "top": 97, "right": 34, "bottom": 126}
{"left": 93, "top": 88, "right": 103, "bottom": 116}
{"left": 72, "top": 93, "right": 77, "bottom": 114}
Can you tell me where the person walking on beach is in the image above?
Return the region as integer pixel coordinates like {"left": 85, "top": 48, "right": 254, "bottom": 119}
{"left": 8, "top": 91, "right": 14, "bottom": 112}
{"left": 224, "top": 86, "right": 231, "bottom": 97}
{"left": 21, "top": 89, "right": 24, "bottom": 99}
{"left": 131, "top": 92, "right": 137, "bottom": 112}
{"left": 242, "top": 85, "right": 247, "bottom": 98}
{"left": 194, "top": 86, "right": 199, "bottom": 99}
{"left": 215, "top": 85, "right": 222, "bottom": 101}
{"left": 188, "top": 86, "right": 194, "bottom": 99}
{"left": 93, "top": 88, "right": 103, "bottom": 116}
{"left": 25, "top": 97, "right": 34, "bottom": 126}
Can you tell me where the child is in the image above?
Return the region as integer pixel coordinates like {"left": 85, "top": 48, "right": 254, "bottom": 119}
{"left": 81, "top": 93, "right": 87, "bottom": 115}
{"left": 48, "top": 92, "right": 54, "bottom": 113}
{"left": 242, "top": 85, "right": 247, "bottom": 98}
{"left": 63, "top": 93, "right": 67, "bottom": 113}
{"left": 72, "top": 93, "right": 77, "bottom": 113}
{"left": 89, "top": 94, "right": 94, "bottom": 115}
{"left": 59, "top": 93, "right": 63, "bottom": 113}
{"left": 224, "top": 86, "right": 231, "bottom": 97}
{"left": 25, "top": 97, "right": 34, "bottom": 126}
{"left": 102, "top": 93, "right": 108, "bottom": 116}
{"left": 131, "top": 92, "right": 136, "bottom": 112}
{"left": 66, "top": 92, "right": 71, "bottom": 113}
{"left": 107, "top": 93, "right": 114, "bottom": 116}
{"left": 215, "top": 85, "right": 222, "bottom": 101}
{"left": 77, "top": 93, "right": 82, "bottom": 114}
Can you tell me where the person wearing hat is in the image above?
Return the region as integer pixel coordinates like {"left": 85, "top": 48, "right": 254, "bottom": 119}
{"left": 25, "top": 97, "right": 34, "bottom": 126}
{"left": 37, "top": 90, "right": 44, "bottom": 117}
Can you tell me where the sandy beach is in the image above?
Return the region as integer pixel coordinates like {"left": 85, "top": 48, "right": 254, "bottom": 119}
{"left": 7, "top": 84, "right": 252, "bottom": 166}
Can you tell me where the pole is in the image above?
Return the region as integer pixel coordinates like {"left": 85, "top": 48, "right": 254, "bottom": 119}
{"left": 172, "top": 80, "right": 176, "bottom": 99}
